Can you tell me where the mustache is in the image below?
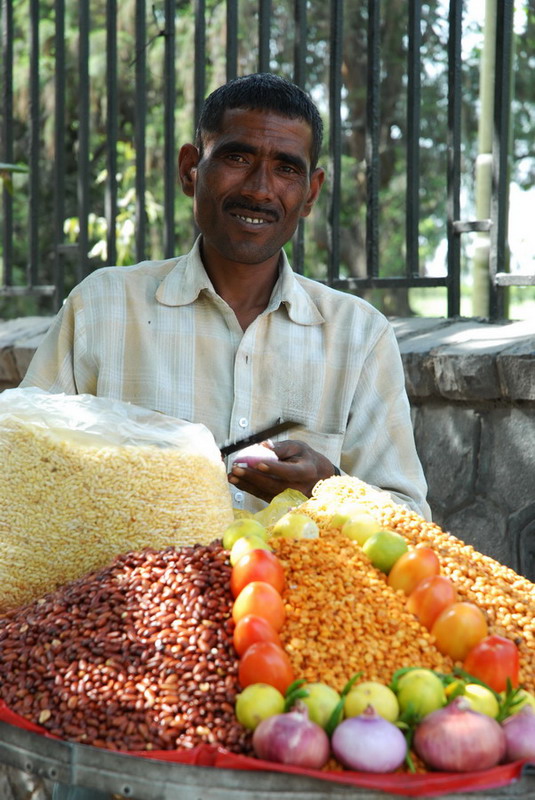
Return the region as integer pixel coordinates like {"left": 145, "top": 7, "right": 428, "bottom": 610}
{"left": 224, "top": 199, "right": 279, "bottom": 222}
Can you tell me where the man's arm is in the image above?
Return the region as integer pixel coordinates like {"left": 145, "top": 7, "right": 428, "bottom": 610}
{"left": 229, "top": 322, "right": 431, "bottom": 520}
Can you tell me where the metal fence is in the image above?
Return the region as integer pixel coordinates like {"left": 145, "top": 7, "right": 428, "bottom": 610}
{"left": 0, "top": 0, "right": 531, "bottom": 319}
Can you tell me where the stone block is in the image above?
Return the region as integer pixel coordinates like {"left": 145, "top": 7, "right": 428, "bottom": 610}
{"left": 412, "top": 405, "right": 479, "bottom": 516}
{"left": 400, "top": 352, "right": 436, "bottom": 398}
{"left": 432, "top": 352, "right": 501, "bottom": 400}
{"left": 497, "top": 340, "right": 535, "bottom": 401}
{"left": 477, "top": 407, "right": 535, "bottom": 513}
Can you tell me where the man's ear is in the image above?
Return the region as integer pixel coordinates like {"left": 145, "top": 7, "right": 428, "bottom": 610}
{"left": 301, "top": 167, "right": 325, "bottom": 218}
{"left": 178, "top": 143, "right": 200, "bottom": 197}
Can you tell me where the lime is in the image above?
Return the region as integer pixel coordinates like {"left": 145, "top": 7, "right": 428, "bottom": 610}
{"left": 300, "top": 682, "right": 341, "bottom": 729}
{"left": 396, "top": 669, "right": 446, "bottom": 717}
{"left": 222, "top": 518, "right": 269, "bottom": 550}
{"left": 362, "top": 530, "right": 408, "bottom": 574}
{"left": 235, "top": 683, "right": 285, "bottom": 729}
{"left": 271, "top": 511, "right": 319, "bottom": 540}
{"left": 329, "top": 503, "right": 368, "bottom": 530}
{"left": 463, "top": 683, "right": 499, "bottom": 718}
{"left": 501, "top": 688, "right": 535, "bottom": 715}
{"left": 344, "top": 681, "right": 400, "bottom": 722}
{"left": 229, "top": 534, "right": 271, "bottom": 566}
{"left": 341, "top": 514, "right": 382, "bottom": 546}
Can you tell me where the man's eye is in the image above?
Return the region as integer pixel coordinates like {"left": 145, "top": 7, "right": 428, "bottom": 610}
{"left": 226, "top": 153, "right": 247, "bottom": 163}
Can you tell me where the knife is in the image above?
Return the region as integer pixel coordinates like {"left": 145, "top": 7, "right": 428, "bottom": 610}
{"left": 219, "top": 419, "right": 300, "bottom": 458}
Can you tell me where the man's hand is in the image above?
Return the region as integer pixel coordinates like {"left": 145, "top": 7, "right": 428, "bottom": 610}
{"left": 228, "top": 439, "right": 337, "bottom": 503}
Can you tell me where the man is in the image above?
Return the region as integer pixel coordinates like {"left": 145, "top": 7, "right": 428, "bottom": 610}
{"left": 22, "top": 72, "right": 431, "bottom": 520}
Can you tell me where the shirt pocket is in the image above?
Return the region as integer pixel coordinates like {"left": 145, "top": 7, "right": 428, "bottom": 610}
{"left": 287, "top": 429, "right": 345, "bottom": 467}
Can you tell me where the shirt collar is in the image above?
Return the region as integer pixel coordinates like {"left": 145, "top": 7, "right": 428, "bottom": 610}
{"left": 156, "top": 236, "right": 325, "bottom": 326}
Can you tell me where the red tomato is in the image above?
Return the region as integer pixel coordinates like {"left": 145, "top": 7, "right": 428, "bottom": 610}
{"left": 232, "top": 580, "right": 286, "bottom": 631}
{"left": 431, "top": 601, "right": 488, "bottom": 661}
{"left": 238, "top": 641, "right": 295, "bottom": 693}
{"left": 407, "top": 574, "right": 457, "bottom": 630}
{"left": 230, "top": 548, "right": 285, "bottom": 598}
{"left": 463, "top": 634, "right": 520, "bottom": 693}
{"left": 387, "top": 547, "right": 441, "bottom": 595}
{"left": 233, "top": 613, "right": 283, "bottom": 656}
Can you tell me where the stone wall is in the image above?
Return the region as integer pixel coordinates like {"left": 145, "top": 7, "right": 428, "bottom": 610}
{"left": 2, "top": 314, "right": 534, "bottom": 580}
{"left": 392, "top": 317, "right": 535, "bottom": 580}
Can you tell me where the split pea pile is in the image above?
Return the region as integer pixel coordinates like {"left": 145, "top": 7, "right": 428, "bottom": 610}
{"left": 272, "top": 533, "right": 456, "bottom": 691}
{"left": 298, "top": 477, "right": 535, "bottom": 694}
{"left": 0, "top": 542, "right": 252, "bottom": 754}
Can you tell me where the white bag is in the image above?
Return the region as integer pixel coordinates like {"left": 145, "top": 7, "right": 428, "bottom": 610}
{"left": 0, "top": 388, "right": 234, "bottom": 611}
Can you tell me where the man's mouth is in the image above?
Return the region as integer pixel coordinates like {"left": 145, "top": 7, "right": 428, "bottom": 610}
{"left": 234, "top": 213, "right": 270, "bottom": 225}
{"left": 226, "top": 202, "right": 278, "bottom": 225}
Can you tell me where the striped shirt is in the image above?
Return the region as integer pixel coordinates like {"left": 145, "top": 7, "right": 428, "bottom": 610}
{"left": 22, "top": 237, "right": 431, "bottom": 518}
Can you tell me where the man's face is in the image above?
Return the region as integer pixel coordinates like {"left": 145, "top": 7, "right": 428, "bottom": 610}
{"left": 180, "top": 108, "right": 324, "bottom": 268}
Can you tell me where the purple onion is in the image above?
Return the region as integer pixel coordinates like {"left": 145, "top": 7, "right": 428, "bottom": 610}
{"left": 502, "top": 705, "right": 535, "bottom": 762}
{"left": 331, "top": 705, "right": 407, "bottom": 773}
{"left": 413, "top": 697, "right": 506, "bottom": 772}
{"left": 252, "top": 707, "right": 330, "bottom": 769}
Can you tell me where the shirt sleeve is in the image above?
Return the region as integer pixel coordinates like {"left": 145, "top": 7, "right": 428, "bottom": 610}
{"left": 341, "top": 320, "right": 432, "bottom": 520}
{"left": 20, "top": 292, "right": 93, "bottom": 394}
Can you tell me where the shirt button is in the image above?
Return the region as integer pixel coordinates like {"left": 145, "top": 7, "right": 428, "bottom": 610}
{"left": 238, "top": 417, "right": 248, "bottom": 428}
{"left": 234, "top": 491, "right": 244, "bottom": 503}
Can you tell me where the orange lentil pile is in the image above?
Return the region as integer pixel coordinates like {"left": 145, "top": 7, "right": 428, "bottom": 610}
{"left": 272, "top": 532, "right": 455, "bottom": 692}
{"left": 286, "top": 476, "right": 535, "bottom": 694}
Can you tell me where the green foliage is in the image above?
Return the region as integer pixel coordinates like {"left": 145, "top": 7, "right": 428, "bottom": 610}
{"left": 1, "top": 0, "right": 534, "bottom": 319}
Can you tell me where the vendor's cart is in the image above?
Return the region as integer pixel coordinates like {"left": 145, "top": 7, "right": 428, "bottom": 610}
{"left": 0, "top": 720, "right": 533, "bottom": 800}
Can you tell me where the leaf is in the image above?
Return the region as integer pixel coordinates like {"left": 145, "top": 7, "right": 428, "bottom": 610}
{"left": 0, "top": 162, "right": 29, "bottom": 174}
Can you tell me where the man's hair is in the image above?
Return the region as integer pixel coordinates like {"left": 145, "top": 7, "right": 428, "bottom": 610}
{"left": 195, "top": 73, "right": 324, "bottom": 171}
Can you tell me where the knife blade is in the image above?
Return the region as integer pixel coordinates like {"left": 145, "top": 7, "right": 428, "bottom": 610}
{"left": 220, "top": 419, "right": 300, "bottom": 458}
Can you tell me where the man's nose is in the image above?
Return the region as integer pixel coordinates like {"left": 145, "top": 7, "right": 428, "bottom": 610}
{"left": 241, "top": 160, "right": 273, "bottom": 200}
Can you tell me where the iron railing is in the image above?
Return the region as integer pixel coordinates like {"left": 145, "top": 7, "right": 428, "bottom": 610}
{"left": 0, "top": 0, "right": 530, "bottom": 318}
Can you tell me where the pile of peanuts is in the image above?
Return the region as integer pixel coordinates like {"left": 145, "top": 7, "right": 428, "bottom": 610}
{"left": 0, "top": 542, "right": 252, "bottom": 754}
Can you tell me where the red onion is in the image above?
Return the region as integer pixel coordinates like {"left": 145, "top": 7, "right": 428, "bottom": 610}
{"left": 252, "top": 706, "right": 330, "bottom": 769}
{"left": 233, "top": 443, "right": 279, "bottom": 467}
{"left": 502, "top": 706, "right": 535, "bottom": 762}
{"left": 413, "top": 696, "right": 506, "bottom": 772}
{"left": 331, "top": 705, "right": 406, "bottom": 772}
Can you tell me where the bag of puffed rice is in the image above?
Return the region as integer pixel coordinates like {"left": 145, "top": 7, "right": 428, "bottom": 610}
{"left": 0, "top": 388, "right": 234, "bottom": 612}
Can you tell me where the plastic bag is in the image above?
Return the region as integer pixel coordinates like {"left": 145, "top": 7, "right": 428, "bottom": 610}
{"left": 0, "top": 388, "right": 234, "bottom": 611}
